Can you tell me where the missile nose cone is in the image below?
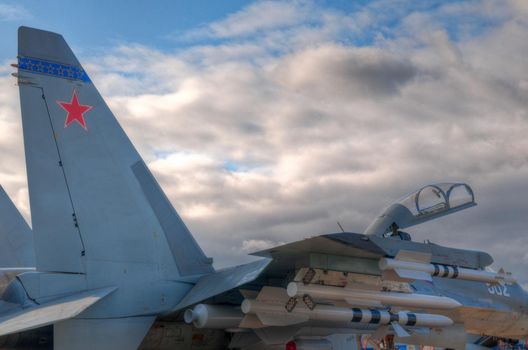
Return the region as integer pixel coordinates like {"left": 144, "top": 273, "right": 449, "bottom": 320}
{"left": 440, "top": 315, "right": 454, "bottom": 326}
{"left": 183, "top": 309, "right": 194, "bottom": 324}
{"left": 445, "top": 297, "right": 463, "bottom": 309}
{"left": 287, "top": 282, "right": 298, "bottom": 297}
{"left": 241, "top": 299, "right": 252, "bottom": 314}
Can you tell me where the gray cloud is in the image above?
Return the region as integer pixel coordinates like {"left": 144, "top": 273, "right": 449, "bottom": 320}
{"left": 271, "top": 45, "right": 418, "bottom": 99}
{"left": 1, "top": 1, "right": 528, "bottom": 280}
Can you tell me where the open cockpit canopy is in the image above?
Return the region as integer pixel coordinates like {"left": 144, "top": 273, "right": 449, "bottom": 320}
{"left": 365, "top": 183, "right": 476, "bottom": 237}
{"left": 400, "top": 183, "right": 474, "bottom": 217}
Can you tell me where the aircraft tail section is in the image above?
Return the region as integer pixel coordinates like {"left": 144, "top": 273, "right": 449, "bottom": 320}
{"left": 0, "top": 186, "right": 34, "bottom": 267}
{"left": 17, "top": 26, "right": 213, "bottom": 277}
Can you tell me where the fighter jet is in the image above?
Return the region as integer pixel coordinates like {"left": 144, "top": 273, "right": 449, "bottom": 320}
{"left": 0, "top": 26, "right": 526, "bottom": 350}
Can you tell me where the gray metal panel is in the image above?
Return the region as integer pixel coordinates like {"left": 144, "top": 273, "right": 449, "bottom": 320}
{"left": 19, "top": 84, "right": 85, "bottom": 273}
{"left": 252, "top": 234, "right": 384, "bottom": 259}
{"left": 174, "top": 259, "right": 271, "bottom": 310}
{"left": 54, "top": 316, "right": 155, "bottom": 350}
{"left": 251, "top": 234, "right": 384, "bottom": 277}
{"left": 17, "top": 271, "right": 87, "bottom": 302}
{"left": 132, "top": 160, "right": 213, "bottom": 276}
{"left": 0, "top": 186, "right": 34, "bottom": 267}
{"left": 309, "top": 253, "right": 380, "bottom": 275}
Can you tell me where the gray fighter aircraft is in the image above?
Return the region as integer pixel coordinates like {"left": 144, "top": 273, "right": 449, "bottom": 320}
{"left": 0, "top": 26, "right": 526, "bottom": 350}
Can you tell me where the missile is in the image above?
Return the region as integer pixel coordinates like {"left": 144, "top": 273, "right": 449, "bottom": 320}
{"left": 241, "top": 299, "right": 453, "bottom": 328}
{"left": 184, "top": 304, "right": 243, "bottom": 329}
{"left": 286, "top": 282, "right": 461, "bottom": 309}
{"left": 379, "top": 258, "right": 517, "bottom": 284}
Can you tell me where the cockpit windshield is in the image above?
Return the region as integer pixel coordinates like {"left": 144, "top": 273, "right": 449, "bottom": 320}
{"left": 399, "top": 183, "right": 475, "bottom": 218}
{"left": 364, "top": 182, "right": 476, "bottom": 237}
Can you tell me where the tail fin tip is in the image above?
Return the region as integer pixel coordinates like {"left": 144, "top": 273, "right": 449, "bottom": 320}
{"left": 18, "top": 26, "right": 79, "bottom": 68}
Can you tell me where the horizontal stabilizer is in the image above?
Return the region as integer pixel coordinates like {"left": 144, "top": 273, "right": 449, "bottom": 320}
{"left": 0, "top": 286, "right": 116, "bottom": 336}
{"left": 174, "top": 258, "right": 271, "bottom": 310}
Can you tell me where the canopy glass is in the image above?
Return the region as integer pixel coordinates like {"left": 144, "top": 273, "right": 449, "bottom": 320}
{"left": 399, "top": 183, "right": 475, "bottom": 218}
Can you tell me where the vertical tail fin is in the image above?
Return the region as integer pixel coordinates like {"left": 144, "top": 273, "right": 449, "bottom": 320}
{"left": 17, "top": 26, "right": 213, "bottom": 277}
{"left": 0, "top": 186, "right": 34, "bottom": 267}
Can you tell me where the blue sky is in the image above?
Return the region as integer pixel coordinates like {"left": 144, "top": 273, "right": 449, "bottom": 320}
{"left": 0, "top": 1, "right": 253, "bottom": 59}
{"left": 1, "top": 0, "right": 528, "bottom": 280}
{"left": 0, "top": 0, "right": 501, "bottom": 61}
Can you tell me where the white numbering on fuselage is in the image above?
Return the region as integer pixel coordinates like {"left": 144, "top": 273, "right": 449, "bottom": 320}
{"left": 487, "top": 284, "right": 511, "bottom": 297}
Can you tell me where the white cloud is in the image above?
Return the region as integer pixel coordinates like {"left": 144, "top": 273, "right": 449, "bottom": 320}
{"left": 0, "top": 4, "right": 31, "bottom": 21}
{"left": 208, "top": 1, "right": 307, "bottom": 38}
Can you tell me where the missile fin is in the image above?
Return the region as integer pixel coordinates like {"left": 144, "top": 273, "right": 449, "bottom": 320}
{"left": 391, "top": 322, "right": 410, "bottom": 338}
{"left": 256, "top": 286, "right": 290, "bottom": 303}
{"left": 239, "top": 289, "right": 259, "bottom": 299}
{"left": 239, "top": 314, "right": 266, "bottom": 329}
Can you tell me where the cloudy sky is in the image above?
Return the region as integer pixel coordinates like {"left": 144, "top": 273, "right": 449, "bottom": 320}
{"left": 0, "top": 1, "right": 527, "bottom": 282}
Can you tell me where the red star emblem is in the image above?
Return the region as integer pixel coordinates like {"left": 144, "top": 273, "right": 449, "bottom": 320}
{"left": 56, "top": 90, "right": 93, "bottom": 130}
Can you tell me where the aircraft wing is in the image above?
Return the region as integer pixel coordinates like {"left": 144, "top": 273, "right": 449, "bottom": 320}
{"left": 174, "top": 258, "right": 272, "bottom": 310}
{"left": 0, "top": 286, "right": 116, "bottom": 336}
{"left": 252, "top": 231, "right": 493, "bottom": 271}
